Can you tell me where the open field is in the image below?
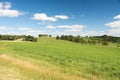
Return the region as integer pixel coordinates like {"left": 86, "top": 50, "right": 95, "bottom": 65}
{"left": 0, "top": 37, "right": 120, "bottom": 80}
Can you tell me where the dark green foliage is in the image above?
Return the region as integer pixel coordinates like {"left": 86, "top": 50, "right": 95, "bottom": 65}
{"left": 67, "top": 35, "right": 74, "bottom": 41}
{"left": 101, "top": 41, "right": 109, "bottom": 46}
{"left": 24, "top": 35, "right": 37, "bottom": 42}
{"left": 0, "top": 34, "right": 25, "bottom": 40}
{"left": 55, "top": 34, "right": 120, "bottom": 46}
{"left": 56, "top": 36, "right": 60, "bottom": 40}
{"left": 0, "top": 34, "right": 37, "bottom": 42}
{"left": 74, "top": 36, "right": 81, "bottom": 43}
{"left": 56, "top": 35, "right": 85, "bottom": 44}
{"left": 38, "top": 34, "right": 52, "bottom": 37}
{"left": 92, "top": 35, "right": 120, "bottom": 43}
{"left": 49, "top": 35, "right": 52, "bottom": 37}
{"left": 91, "top": 40, "right": 96, "bottom": 45}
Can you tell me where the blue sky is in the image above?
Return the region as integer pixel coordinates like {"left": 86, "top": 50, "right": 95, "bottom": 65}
{"left": 0, "top": 0, "right": 120, "bottom": 36}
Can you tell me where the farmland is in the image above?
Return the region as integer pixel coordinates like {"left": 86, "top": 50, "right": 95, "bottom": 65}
{"left": 0, "top": 37, "right": 120, "bottom": 80}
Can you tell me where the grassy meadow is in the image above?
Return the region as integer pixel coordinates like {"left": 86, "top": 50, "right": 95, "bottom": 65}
{"left": 0, "top": 37, "right": 120, "bottom": 80}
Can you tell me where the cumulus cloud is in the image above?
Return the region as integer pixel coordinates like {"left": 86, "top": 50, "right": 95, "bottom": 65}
{"left": 106, "top": 14, "right": 120, "bottom": 28}
{"left": 46, "top": 26, "right": 56, "bottom": 29}
{"left": 55, "top": 15, "right": 69, "bottom": 19}
{"left": 0, "top": 26, "right": 13, "bottom": 30}
{"left": 32, "top": 13, "right": 57, "bottom": 21}
{"left": 58, "top": 25, "right": 86, "bottom": 32}
{"left": 46, "top": 24, "right": 86, "bottom": 32}
{"left": 32, "top": 13, "right": 69, "bottom": 22}
{"left": 105, "top": 14, "right": 120, "bottom": 36}
{"left": 0, "top": 26, "right": 9, "bottom": 30}
{"left": 105, "top": 20, "right": 120, "bottom": 28}
{"left": 18, "top": 27, "right": 32, "bottom": 31}
{"left": 0, "top": 2, "right": 23, "bottom": 17}
{"left": 114, "top": 14, "right": 120, "bottom": 20}
{"left": 0, "top": 2, "right": 3, "bottom": 9}
{"left": 108, "top": 28, "right": 120, "bottom": 34}
{"left": 4, "top": 2, "right": 11, "bottom": 9}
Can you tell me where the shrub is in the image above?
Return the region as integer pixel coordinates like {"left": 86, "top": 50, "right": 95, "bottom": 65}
{"left": 101, "top": 41, "right": 109, "bottom": 46}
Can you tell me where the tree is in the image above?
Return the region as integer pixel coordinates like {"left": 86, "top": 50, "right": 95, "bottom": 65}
{"left": 60, "top": 35, "right": 65, "bottom": 40}
{"left": 67, "top": 35, "right": 74, "bottom": 41}
{"left": 56, "top": 36, "right": 60, "bottom": 39}
{"left": 24, "top": 35, "right": 37, "bottom": 42}
{"left": 101, "top": 41, "right": 109, "bottom": 46}
{"left": 49, "top": 35, "right": 52, "bottom": 37}
{"left": 74, "top": 36, "right": 81, "bottom": 43}
{"left": 91, "top": 40, "right": 96, "bottom": 45}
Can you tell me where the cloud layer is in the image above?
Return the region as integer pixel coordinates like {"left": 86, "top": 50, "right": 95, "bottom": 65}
{"left": 32, "top": 13, "right": 69, "bottom": 22}
{"left": 47, "top": 24, "right": 86, "bottom": 32}
{"left": 0, "top": 2, "right": 23, "bottom": 17}
{"left": 105, "top": 14, "right": 120, "bottom": 35}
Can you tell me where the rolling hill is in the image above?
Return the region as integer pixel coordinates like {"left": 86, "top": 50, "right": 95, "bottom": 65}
{"left": 0, "top": 37, "right": 120, "bottom": 80}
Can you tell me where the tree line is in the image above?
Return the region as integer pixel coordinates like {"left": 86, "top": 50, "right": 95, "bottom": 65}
{"left": 56, "top": 35, "right": 120, "bottom": 46}
{"left": 0, "top": 34, "right": 37, "bottom": 42}
{"left": 38, "top": 34, "right": 52, "bottom": 37}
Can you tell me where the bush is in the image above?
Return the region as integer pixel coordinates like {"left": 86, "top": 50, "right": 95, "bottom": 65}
{"left": 101, "top": 41, "right": 109, "bottom": 46}
{"left": 24, "top": 35, "right": 37, "bottom": 42}
{"left": 56, "top": 36, "right": 60, "bottom": 39}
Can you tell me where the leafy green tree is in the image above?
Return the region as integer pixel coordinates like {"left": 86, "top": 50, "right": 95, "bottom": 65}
{"left": 56, "top": 36, "right": 60, "bottom": 39}
{"left": 101, "top": 41, "right": 109, "bottom": 46}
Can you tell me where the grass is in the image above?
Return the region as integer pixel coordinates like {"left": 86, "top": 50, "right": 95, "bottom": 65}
{"left": 0, "top": 37, "right": 120, "bottom": 80}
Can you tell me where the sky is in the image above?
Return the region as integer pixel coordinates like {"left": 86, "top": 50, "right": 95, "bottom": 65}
{"left": 0, "top": 0, "right": 120, "bottom": 36}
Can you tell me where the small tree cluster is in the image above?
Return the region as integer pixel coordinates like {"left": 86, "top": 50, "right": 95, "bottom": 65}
{"left": 101, "top": 41, "right": 109, "bottom": 46}
{"left": 56, "top": 35, "right": 113, "bottom": 46}
{"left": 56, "top": 35, "right": 86, "bottom": 44}
{"left": 0, "top": 34, "right": 37, "bottom": 42}
{"left": 0, "top": 35, "right": 24, "bottom": 40}
{"left": 23, "top": 35, "right": 37, "bottom": 42}
{"left": 92, "top": 35, "right": 120, "bottom": 43}
{"left": 39, "top": 34, "right": 52, "bottom": 37}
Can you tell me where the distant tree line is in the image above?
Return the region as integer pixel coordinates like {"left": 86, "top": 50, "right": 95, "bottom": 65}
{"left": 91, "top": 35, "right": 120, "bottom": 43}
{"left": 38, "top": 34, "right": 52, "bottom": 37}
{"left": 56, "top": 35, "right": 120, "bottom": 46}
{"left": 0, "top": 34, "right": 37, "bottom": 42}
{"left": 23, "top": 35, "right": 37, "bottom": 42}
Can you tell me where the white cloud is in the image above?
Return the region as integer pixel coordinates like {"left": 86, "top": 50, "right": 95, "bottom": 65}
{"left": 46, "top": 24, "right": 86, "bottom": 32}
{"left": 0, "top": 26, "right": 14, "bottom": 30}
{"left": 0, "top": 9, "right": 23, "bottom": 17}
{"left": 0, "top": 26, "right": 46, "bottom": 37}
{"left": 55, "top": 15, "right": 69, "bottom": 19}
{"left": 105, "top": 20, "right": 120, "bottom": 28}
{"left": 58, "top": 25, "right": 86, "bottom": 32}
{"left": 4, "top": 2, "right": 11, "bottom": 9}
{"left": 18, "top": 27, "right": 46, "bottom": 36}
{"left": 18, "top": 27, "right": 32, "bottom": 31}
{"left": 0, "top": 2, "right": 23, "bottom": 17}
{"left": 27, "top": 30, "right": 44, "bottom": 33}
{"left": 105, "top": 14, "right": 120, "bottom": 36}
{"left": 0, "top": 2, "right": 3, "bottom": 9}
{"left": 32, "top": 13, "right": 57, "bottom": 21}
{"left": 0, "top": 26, "right": 8, "bottom": 30}
{"left": 46, "top": 26, "right": 56, "bottom": 29}
{"left": 108, "top": 28, "right": 120, "bottom": 34}
{"left": 32, "top": 13, "right": 69, "bottom": 22}
{"left": 65, "top": 29, "right": 82, "bottom": 32}
{"left": 114, "top": 14, "right": 120, "bottom": 20}
{"left": 65, "top": 29, "right": 81, "bottom": 32}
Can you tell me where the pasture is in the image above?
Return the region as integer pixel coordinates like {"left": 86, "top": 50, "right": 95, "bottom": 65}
{"left": 0, "top": 37, "right": 120, "bottom": 80}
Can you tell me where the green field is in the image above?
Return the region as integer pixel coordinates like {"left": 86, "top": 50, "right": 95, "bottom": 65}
{"left": 0, "top": 37, "right": 120, "bottom": 80}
